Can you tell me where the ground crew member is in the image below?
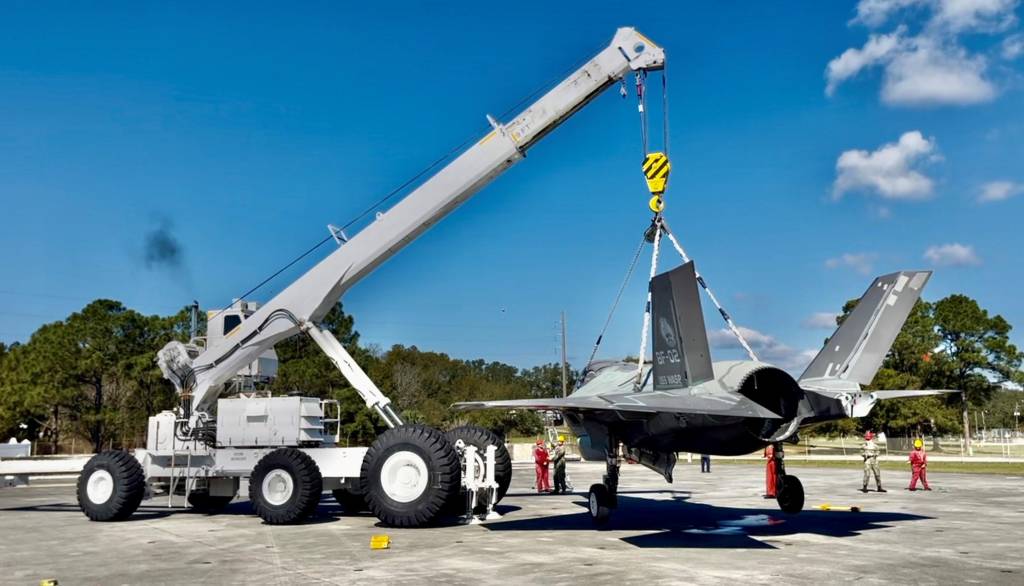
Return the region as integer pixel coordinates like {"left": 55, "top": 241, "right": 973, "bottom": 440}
{"left": 908, "top": 438, "right": 931, "bottom": 491}
{"left": 552, "top": 435, "right": 568, "bottom": 494}
{"left": 861, "top": 431, "right": 886, "bottom": 493}
{"left": 700, "top": 454, "right": 711, "bottom": 473}
{"left": 763, "top": 444, "right": 777, "bottom": 498}
{"left": 533, "top": 438, "right": 551, "bottom": 493}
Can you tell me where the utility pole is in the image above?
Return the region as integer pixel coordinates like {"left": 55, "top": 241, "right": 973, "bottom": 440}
{"left": 560, "top": 311, "right": 568, "bottom": 398}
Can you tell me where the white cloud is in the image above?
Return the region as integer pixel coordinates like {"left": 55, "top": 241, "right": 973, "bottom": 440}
{"left": 829, "top": 0, "right": 1017, "bottom": 106}
{"left": 833, "top": 131, "right": 939, "bottom": 200}
{"left": 853, "top": 0, "right": 927, "bottom": 27}
{"left": 825, "top": 252, "right": 878, "bottom": 275}
{"left": 930, "top": 0, "right": 1019, "bottom": 33}
{"left": 923, "top": 242, "right": 982, "bottom": 265}
{"left": 1003, "top": 34, "right": 1024, "bottom": 58}
{"left": 707, "top": 326, "right": 818, "bottom": 372}
{"left": 881, "top": 38, "right": 997, "bottom": 105}
{"left": 826, "top": 28, "right": 906, "bottom": 95}
{"left": 802, "top": 312, "right": 841, "bottom": 330}
{"left": 978, "top": 180, "right": 1023, "bottom": 202}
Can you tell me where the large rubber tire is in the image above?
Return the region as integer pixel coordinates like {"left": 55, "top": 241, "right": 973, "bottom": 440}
{"left": 777, "top": 475, "right": 805, "bottom": 514}
{"left": 588, "top": 483, "right": 612, "bottom": 525}
{"left": 77, "top": 450, "right": 145, "bottom": 522}
{"left": 446, "top": 425, "right": 513, "bottom": 504}
{"left": 360, "top": 425, "right": 460, "bottom": 528}
{"left": 332, "top": 488, "right": 368, "bottom": 514}
{"left": 187, "top": 491, "right": 234, "bottom": 512}
{"left": 249, "top": 448, "right": 323, "bottom": 525}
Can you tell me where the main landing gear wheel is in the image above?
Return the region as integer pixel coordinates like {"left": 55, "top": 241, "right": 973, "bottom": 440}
{"left": 77, "top": 450, "right": 146, "bottom": 522}
{"left": 249, "top": 448, "right": 323, "bottom": 525}
{"left": 776, "top": 475, "right": 805, "bottom": 514}
{"left": 332, "top": 488, "right": 368, "bottom": 514}
{"left": 588, "top": 483, "right": 613, "bottom": 525}
{"left": 445, "top": 425, "right": 513, "bottom": 512}
{"left": 361, "top": 424, "right": 460, "bottom": 527}
{"left": 187, "top": 491, "right": 234, "bottom": 512}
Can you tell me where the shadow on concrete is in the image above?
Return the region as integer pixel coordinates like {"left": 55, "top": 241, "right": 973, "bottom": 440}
{"left": 485, "top": 492, "right": 931, "bottom": 549}
{"left": 0, "top": 494, "right": 523, "bottom": 528}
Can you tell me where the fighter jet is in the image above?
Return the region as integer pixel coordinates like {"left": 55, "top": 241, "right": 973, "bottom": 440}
{"left": 454, "top": 261, "right": 952, "bottom": 523}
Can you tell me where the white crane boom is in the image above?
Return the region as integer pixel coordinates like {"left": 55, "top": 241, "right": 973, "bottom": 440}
{"left": 177, "top": 27, "right": 665, "bottom": 416}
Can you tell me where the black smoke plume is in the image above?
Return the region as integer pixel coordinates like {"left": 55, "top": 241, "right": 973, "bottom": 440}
{"left": 144, "top": 220, "right": 184, "bottom": 269}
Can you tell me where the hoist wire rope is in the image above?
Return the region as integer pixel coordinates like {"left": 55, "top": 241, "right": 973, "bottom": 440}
{"left": 584, "top": 233, "right": 648, "bottom": 370}
{"left": 209, "top": 40, "right": 606, "bottom": 320}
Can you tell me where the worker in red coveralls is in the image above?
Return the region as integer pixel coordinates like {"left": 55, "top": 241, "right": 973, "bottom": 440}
{"left": 908, "top": 438, "right": 931, "bottom": 491}
{"left": 763, "top": 444, "right": 778, "bottom": 498}
{"left": 533, "top": 439, "right": 551, "bottom": 493}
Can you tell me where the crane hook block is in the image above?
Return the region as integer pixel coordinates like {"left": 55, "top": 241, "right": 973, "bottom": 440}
{"left": 649, "top": 195, "right": 665, "bottom": 214}
{"left": 642, "top": 152, "right": 670, "bottom": 197}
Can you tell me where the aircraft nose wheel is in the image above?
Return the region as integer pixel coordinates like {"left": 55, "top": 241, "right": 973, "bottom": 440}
{"left": 588, "top": 483, "right": 613, "bottom": 525}
{"left": 776, "top": 474, "right": 804, "bottom": 514}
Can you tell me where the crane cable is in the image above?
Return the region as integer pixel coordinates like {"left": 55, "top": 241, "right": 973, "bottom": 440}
{"left": 634, "top": 220, "right": 663, "bottom": 383}
{"left": 660, "top": 220, "right": 759, "bottom": 362}
{"left": 583, "top": 233, "right": 647, "bottom": 371}
{"left": 205, "top": 40, "right": 609, "bottom": 322}
{"left": 628, "top": 68, "right": 758, "bottom": 376}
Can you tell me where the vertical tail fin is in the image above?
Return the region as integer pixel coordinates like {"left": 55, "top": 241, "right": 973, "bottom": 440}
{"left": 800, "top": 270, "right": 931, "bottom": 385}
{"left": 650, "top": 261, "right": 714, "bottom": 389}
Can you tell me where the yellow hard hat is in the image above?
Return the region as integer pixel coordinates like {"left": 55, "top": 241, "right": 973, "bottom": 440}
{"left": 558, "top": 435, "right": 566, "bottom": 442}
{"left": 914, "top": 438, "right": 923, "bottom": 449}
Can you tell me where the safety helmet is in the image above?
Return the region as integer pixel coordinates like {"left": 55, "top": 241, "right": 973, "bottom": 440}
{"left": 558, "top": 435, "right": 566, "bottom": 442}
{"left": 536, "top": 438, "right": 544, "bottom": 445}
{"left": 864, "top": 431, "right": 874, "bottom": 441}
{"left": 914, "top": 439, "right": 923, "bottom": 449}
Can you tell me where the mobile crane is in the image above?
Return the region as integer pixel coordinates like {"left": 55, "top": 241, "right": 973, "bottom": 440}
{"left": 75, "top": 27, "right": 666, "bottom": 527}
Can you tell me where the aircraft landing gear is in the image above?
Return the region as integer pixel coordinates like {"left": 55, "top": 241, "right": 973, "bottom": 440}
{"left": 772, "top": 442, "right": 804, "bottom": 514}
{"left": 588, "top": 440, "right": 621, "bottom": 525}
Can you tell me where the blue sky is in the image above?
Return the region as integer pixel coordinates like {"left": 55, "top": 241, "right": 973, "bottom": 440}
{"left": 1, "top": 1, "right": 1022, "bottom": 372}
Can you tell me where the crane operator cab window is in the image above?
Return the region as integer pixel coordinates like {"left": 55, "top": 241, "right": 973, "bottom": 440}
{"left": 223, "top": 314, "right": 242, "bottom": 336}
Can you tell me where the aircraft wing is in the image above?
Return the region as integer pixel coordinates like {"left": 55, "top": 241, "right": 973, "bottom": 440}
{"left": 453, "top": 390, "right": 783, "bottom": 419}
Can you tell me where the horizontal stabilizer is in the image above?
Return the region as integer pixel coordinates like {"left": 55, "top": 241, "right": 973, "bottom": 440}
{"left": 801, "top": 386, "right": 958, "bottom": 419}
{"left": 453, "top": 391, "right": 782, "bottom": 419}
{"left": 800, "top": 270, "right": 931, "bottom": 386}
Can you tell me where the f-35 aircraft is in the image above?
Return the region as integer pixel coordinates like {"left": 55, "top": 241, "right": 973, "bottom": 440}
{"left": 455, "top": 261, "right": 950, "bottom": 523}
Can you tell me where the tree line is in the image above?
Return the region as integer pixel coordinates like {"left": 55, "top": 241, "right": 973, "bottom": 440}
{"left": 0, "top": 292, "right": 1021, "bottom": 453}
{"left": 813, "top": 294, "right": 1023, "bottom": 451}
{"left": 0, "top": 300, "right": 569, "bottom": 452}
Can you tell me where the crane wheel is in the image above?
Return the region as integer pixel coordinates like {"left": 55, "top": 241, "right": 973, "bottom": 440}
{"left": 444, "top": 425, "right": 512, "bottom": 512}
{"left": 332, "top": 488, "right": 368, "bottom": 514}
{"left": 77, "top": 450, "right": 145, "bottom": 522}
{"left": 187, "top": 491, "right": 235, "bottom": 512}
{"left": 360, "top": 425, "right": 459, "bottom": 527}
{"left": 249, "top": 448, "right": 323, "bottom": 525}
{"left": 777, "top": 475, "right": 805, "bottom": 514}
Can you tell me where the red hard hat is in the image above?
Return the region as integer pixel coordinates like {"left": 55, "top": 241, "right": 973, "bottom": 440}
{"left": 864, "top": 431, "right": 874, "bottom": 440}
{"left": 536, "top": 439, "right": 544, "bottom": 445}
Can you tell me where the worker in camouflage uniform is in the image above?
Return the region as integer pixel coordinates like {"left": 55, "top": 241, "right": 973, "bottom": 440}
{"left": 551, "top": 435, "right": 568, "bottom": 494}
{"left": 861, "top": 430, "right": 886, "bottom": 493}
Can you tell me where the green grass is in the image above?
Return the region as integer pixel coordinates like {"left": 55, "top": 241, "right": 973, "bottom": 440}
{"left": 698, "top": 459, "right": 1024, "bottom": 475}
